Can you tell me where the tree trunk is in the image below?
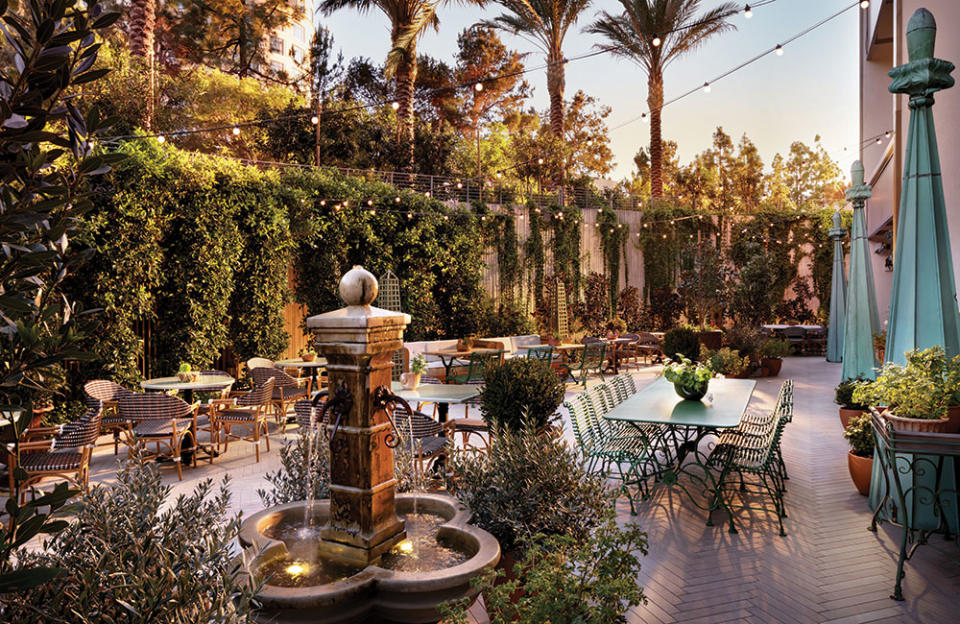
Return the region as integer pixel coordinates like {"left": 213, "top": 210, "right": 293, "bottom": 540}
{"left": 648, "top": 75, "right": 664, "bottom": 199}
{"left": 128, "top": 0, "right": 155, "bottom": 130}
{"left": 394, "top": 52, "right": 418, "bottom": 171}
{"left": 546, "top": 51, "right": 565, "bottom": 137}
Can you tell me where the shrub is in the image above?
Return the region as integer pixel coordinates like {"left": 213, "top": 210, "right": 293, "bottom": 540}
{"left": 258, "top": 428, "right": 330, "bottom": 506}
{"left": 699, "top": 346, "right": 750, "bottom": 377}
{"left": 723, "top": 326, "right": 764, "bottom": 358}
{"left": 844, "top": 412, "right": 875, "bottom": 457}
{"left": 449, "top": 424, "right": 611, "bottom": 553}
{"left": 662, "top": 327, "right": 699, "bottom": 362}
{"left": 852, "top": 347, "right": 960, "bottom": 420}
{"left": 479, "top": 358, "right": 565, "bottom": 430}
{"left": 4, "top": 460, "right": 257, "bottom": 623}
{"left": 761, "top": 339, "right": 792, "bottom": 359}
{"left": 835, "top": 379, "right": 871, "bottom": 411}
{"left": 439, "top": 514, "right": 648, "bottom": 624}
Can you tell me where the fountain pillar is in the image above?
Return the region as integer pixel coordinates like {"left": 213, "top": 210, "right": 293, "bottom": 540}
{"left": 306, "top": 266, "right": 411, "bottom": 566}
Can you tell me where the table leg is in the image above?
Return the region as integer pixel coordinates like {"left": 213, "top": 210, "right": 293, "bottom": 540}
{"left": 434, "top": 402, "right": 450, "bottom": 474}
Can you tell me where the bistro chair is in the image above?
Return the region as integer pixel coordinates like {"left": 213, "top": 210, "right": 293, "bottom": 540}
{"left": 211, "top": 377, "right": 275, "bottom": 462}
{"left": 7, "top": 404, "right": 102, "bottom": 502}
{"left": 634, "top": 332, "right": 664, "bottom": 364}
{"left": 83, "top": 379, "right": 134, "bottom": 455}
{"left": 781, "top": 326, "right": 805, "bottom": 355}
{"left": 803, "top": 328, "right": 827, "bottom": 356}
{"left": 246, "top": 357, "right": 275, "bottom": 371}
{"left": 562, "top": 342, "right": 607, "bottom": 387}
{"left": 391, "top": 404, "right": 454, "bottom": 479}
{"left": 193, "top": 370, "right": 234, "bottom": 450}
{"left": 119, "top": 392, "right": 198, "bottom": 481}
{"left": 293, "top": 398, "right": 326, "bottom": 433}
{"left": 526, "top": 345, "right": 554, "bottom": 364}
{"left": 448, "top": 349, "right": 503, "bottom": 421}
{"left": 251, "top": 366, "right": 311, "bottom": 433}
{"left": 617, "top": 333, "right": 642, "bottom": 370}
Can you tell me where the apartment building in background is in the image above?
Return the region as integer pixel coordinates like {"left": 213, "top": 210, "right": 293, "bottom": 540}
{"left": 859, "top": 0, "right": 960, "bottom": 324}
{"left": 256, "top": 0, "right": 314, "bottom": 84}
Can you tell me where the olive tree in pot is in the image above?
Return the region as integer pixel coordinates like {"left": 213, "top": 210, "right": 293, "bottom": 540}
{"left": 835, "top": 378, "right": 871, "bottom": 429}
{"left": 843, "top": 412, "right": 875, "bottom": 496}
{"left": 479, "top": 358, "right": 566, "bottom": 432}
{"left": 852, "top": 347, "right": 960, "bottom": 433}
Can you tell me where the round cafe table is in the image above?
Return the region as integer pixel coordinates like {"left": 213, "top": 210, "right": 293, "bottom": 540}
{"left": 275, "top": 357, "right": 328, "bottom": 386}
{"left": 140, "top": 373, "right": 235, "bottom": 404}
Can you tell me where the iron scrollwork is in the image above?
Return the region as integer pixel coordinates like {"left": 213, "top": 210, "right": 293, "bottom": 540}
{"left": 372, "top": 385, "right": 413, "bottom": 449}
{"left": 320, "top": 384, "right": 353, "bottom": 444}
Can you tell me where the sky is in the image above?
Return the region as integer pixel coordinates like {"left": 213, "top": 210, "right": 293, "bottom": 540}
{"left": 317, "top": 0, "right": 862, "bottom": 180}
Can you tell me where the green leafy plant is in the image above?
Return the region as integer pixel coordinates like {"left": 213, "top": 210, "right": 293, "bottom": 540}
{"left": 835, "top": 378, "right": 871, "bottom": 411}
{"left": 723, "top": 326, "right": 765, "bottom": 358}
{"left": 844, "top": 412, "right": 875, "bottom": 457}
{"left": 852, "top": 347, "right": 960, "bottom": 420}
{"left": 3, "top": 460, "right": 258, "bottom": 622}
{"left": 699, "top": 346, "right": 749, "bottom": 377}
{"left": 258, "top": 428, "right": 330, "bottom": 506}
{"left": 449, "top": 424, "right": 611, "bottom": 554}
{"left": 663, "top": 356, "right": 714, "bottom": 386}
{"left": 662, "top": 327, "right": 699, "bottom": 362}
{"left": 479, "top": 358, "right": 565, "bottom": 431}
{"left": 760, "top": 338, "right": 792, "bottom": 359}
{"left": 439, "top": 514, "right": 648, "bottom": 624}
{"left": 409, "top": 354, "right": 427, "bottom": 376}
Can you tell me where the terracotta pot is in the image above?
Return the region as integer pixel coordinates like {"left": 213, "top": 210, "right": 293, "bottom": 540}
{"left": 400, "top": 372, "right": 421, "bottom": 390}
{"left": 761, "top": 357, "right": 782, "bottom": 377}
{"left": 848, "top": 451, "right": 873, "bottom": 496}
{"left": 838, "top": 408, "right": 865, "bottom": 429}
{"left": 947, "top": 405, "right": 960, "bottom": 433}
{"left": 301, "top": 352, "right": 317, "bottom": 362}
{"left": 883, "top": 410, "right": 952, "bottom": 433}
{"left": 494, "top": 549, "right": 526, "bottom": 604}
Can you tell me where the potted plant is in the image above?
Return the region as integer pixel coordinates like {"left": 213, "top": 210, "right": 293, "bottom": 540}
{"left": 852, "top": 347, "right": 960, "bottom": 433}
{"left": 699, "top": 346, "right": 750, "bottom": 379}
{"left": 401, "top": 355, "right": 427, "bottom": 390}
{"left": 696, "top": 325, "right": 724, "bottom": 351}
{"left": 177, "top": 363, "right": 199, "bottom": 383}
{"left": 663, "top": 356, "right": 714, "bottom": 401}
{"left": 299, "top": 348, "right": 317, "bottom": 362}
{"left": 723, "top": 326, "right": 764, "bottom": 364}
{"left": 873, "top": 331, "right": 887, "bottom": 364}
{"left": 662, "top": 327, "right": 699, "bottom": 362}
{"left": 479, "top": 358, "right": 566, "bottom": 431}
{"left": 760, "top": 339, "right": 791, "bottom": 377}
{"left": 843, "top": 412, "right": 875, "bottom": 496}
{"left": 835, "top": 378, "right": 871, "bottom": 428}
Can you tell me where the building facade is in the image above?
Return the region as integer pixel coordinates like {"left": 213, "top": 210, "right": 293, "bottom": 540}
{"left": 859, "top": 0, "right": 960, "bottom": 325}
{"left": 258, "top": 0, "right": 313, "bottom": 84}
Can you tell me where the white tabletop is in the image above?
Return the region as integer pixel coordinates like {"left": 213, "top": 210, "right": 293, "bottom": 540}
{"left": 140, "top": 374, "right": 235, "bottom": 392}
{"left": 275, "top": 357, "right": 328, "bottom": 368}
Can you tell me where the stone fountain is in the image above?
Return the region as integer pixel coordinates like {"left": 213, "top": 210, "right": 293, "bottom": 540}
{"left": 239, "top": 266, "right": 500, "bottom": 624}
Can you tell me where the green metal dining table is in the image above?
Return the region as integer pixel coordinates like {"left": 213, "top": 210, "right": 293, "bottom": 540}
{"left": 603, "top": 377, "right": 757, "bottom": 521}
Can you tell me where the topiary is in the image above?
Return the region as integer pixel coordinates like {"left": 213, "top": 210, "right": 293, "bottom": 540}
{"left": 479, "top": 358, "right": 565, "bottom": 431}
{"left": 844, "top": 412, "right": 875, "bottom": 457}
{"left": 662, "top": 327, "right": 699, "bottom": 362}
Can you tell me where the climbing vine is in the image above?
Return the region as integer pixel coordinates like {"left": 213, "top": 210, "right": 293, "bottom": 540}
{"left": 550, "top": 204, "right": 582, "bottom": 305}
{"left": 523, "top": 202, "right": 545, "bottom": 312}
{"left": 598, "top": 206, "right": 627, "bottom": 314}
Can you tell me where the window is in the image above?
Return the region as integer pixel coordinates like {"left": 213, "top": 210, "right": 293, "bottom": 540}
{"left": 269, "top": 61, "right": 283, "bottom": 74}
{"left": 292, "top": 24, "right": 305, "bottom": 42}
{"left": 291, "top": 45, "right": 305, "bottom": 64}
{"left": 269, "top": 36, "right": 283, "bottom": 54}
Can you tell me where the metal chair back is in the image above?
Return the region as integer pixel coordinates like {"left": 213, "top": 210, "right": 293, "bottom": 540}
{"left": 526, "top": 345, "right": 554, "bottom": 362}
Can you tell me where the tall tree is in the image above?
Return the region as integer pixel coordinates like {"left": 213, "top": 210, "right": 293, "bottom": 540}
{"left": 481, "top": 0, "right": 592, "bottom": 138}
{"left": 320, "top": 0, "right": 460, "bottom": 168}
{"left": 128, "top": 0, "right": 156, "bottom": 128}
{"left": 587, "top": 0, "right": 737, "bottom": 198}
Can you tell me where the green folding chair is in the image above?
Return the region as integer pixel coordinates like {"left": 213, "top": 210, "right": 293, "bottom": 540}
{"left": 562, "top": 343, "right": 606, "bottom": 387}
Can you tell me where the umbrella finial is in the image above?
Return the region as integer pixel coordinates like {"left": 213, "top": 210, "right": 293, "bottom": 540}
{"left": 851, "top": 160, "right": 865, "bottom": 187}
{"left": 906, "top": 8, "right": 936, "bottom": 62}
{"left": 832, "top": 210, "right": 843, "bottom": 230}
{"left": 846, "top": 160, "right": 872, "bottom": 202}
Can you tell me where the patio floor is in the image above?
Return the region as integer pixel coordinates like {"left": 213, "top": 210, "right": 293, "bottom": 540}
{"left": 33, "top": 357, "right": 960, "bottom": 622}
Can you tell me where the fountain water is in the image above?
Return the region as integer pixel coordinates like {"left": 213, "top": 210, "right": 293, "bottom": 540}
{"left": 239, "top": 266, "right": 499, "bottom": 623}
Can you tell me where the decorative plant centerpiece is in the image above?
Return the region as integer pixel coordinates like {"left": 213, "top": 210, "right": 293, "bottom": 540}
{"left": 760, "top": 339, "right": 791, "bottom": 377}
{"left": 843, "top": 412, "right": 875, "bottom": 496}
{"left": 401, "top": 355, "right": 427, "bottom": 390}
{"left": 852, "top": 347, "right": 960, "bottom": 433}
{"left": 663, "top": 357, "right": 714, "bottom": 401}
{"left": 177, "top": 363, "right": 199, "bottom": 383}
{"left": 699, "top": 346, "right": 750, "bottom": 379}
{"left": 835, "top": 378, "right": 872, "bottom": 428}
{"left": 299, "top": 348, "right": 317, "bottom": 362}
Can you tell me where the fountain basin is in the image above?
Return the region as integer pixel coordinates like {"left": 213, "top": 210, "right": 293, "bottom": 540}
{"left": 239, "top": 493, "right": 500, "bottom": 624}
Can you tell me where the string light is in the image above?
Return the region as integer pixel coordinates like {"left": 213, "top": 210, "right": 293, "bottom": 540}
{"left": 391, "top": 102, "right": 400, "bottom": 110}
{"left": 157, "top": 135, "right": 165, "bottom": 143}
{"left": 641, "top": 113, "right": 649, "bottom": 123}
{"left": 407, "top": 212, "right": 413, "bottom": 218}
{"left": 367, "top": 199, "right": 374, "bottom": 206}
{"left": 395, "top": 196, "right": 401, "bottom": 203}
{"left": 320, "top": 200, "right": 326, "bottom": 206}
{"left": 702, "top": 82, "right": 711, "bottom": 93}
{"left": 232, "top": 126, "right": 240, "bottom": 135}
{"left": 859, "top": 0, "right": 869, "bottom": 8}
{"left": 537, "top": 158, "right": 544, "bottom": 165}
{"left": 744, "top": 4, "right": 752, "bottom": 18}
{"left": 775, "top": 44, "right": 784, "bottom": 56}
{"left": 310, "top": 116, "right": 319, "bottom": 125}
{"left": 652, "top": 34, "right": 662, "bottom": 47}
{"left": 474, "top": 82, "right": 483, "bottom": 92}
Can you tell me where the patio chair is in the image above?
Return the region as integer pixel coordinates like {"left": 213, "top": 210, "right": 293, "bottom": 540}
{"left": 83, "top": 379, "right": 134, "bottom": 455}
{"left": 211, "top": 377, "right": 275, "bottom": 462}
{"left": 251, "top": 366, "right": 311, "bottom": 433}
{"left": 193, "top": 369, "right": 234, "bottom": 450}
{"left": 246, "top": 357, "right": 275, "bottom": 371}
{"left": 448, "top": 349, "right": 503, "bottom": 421}
{"left": 780, "top": 326, "right": 805, "bottom": 355}
{"left": 525, "top": 345, "right": 554, "bottom": 363}
{"left": 119, "top": 392, "right": 198, "bottom": 481}
{"left": 634, "top": 332, "right": 663, "bottom": 364}
{"left": 561, "top": 342, "right": 606, "bottom": 387}
{"left": 803, "top": 328, "right": 827, "bottom": 356}
{"left": 616, "top": 333, "right": 642, "bottom": 370}
{"left": 293, "top": 398, "right": 326, "bottom": 433}
{"left": 391, "top": 405, "right": 454, "bottom": 480}
{"left": 7, "top": 404, "right": 102, "bottom": 502}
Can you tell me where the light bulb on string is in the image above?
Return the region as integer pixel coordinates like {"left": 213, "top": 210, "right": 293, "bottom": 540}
{"left": 367, "top": 199, "right": 374, "bottom": 206}
{"left": 157, "top": 135, "right": 166, "bottom": 144}
{"left": 702, "top": 82, "right": 711, "bottom": 93}
{"left": 407, "top": 212, "right": 413, "bottom": 219}
{"left": 744, "top": 4, "right": 752, "bottom": 18}
{"left": 395, "top": 196, "right": 401, "bottom": 203}
{"left": 474, "top": 82, "right": 483, "bottom": 92}
{"left": 884, "top": 131, "right": 891, "bottom": 138}
{"left": 391, "top": 101, "right": 400, "bottom": 110}
{"left": 232, "top": 126, "right": 241, "bottom": 135}
{"left": 641, "top": 112, "right": 649, "bottom": 123}
{"left": 859, "top": 1, "right": 870, "bottom": 9}
{"left": 775, "top": 44, "right": 784, "bottom": 56}
{"left": 311, "top": 116, "right": 319, "bottom": 125}
{"left": 537, "top": 158, "right": 544, "bottom": 165}
{"left": 652, "top": 34, "right": 661, "bottom": 47}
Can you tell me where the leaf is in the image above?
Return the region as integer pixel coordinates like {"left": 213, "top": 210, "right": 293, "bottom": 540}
{"left": 92, "top": 12, "right": 120, "bottom": 29}
{"left": 72, "top": 68, "right": 109, "bottom": 85}
{"left": 0, "top": 566, "right": 65, "bottom": 593}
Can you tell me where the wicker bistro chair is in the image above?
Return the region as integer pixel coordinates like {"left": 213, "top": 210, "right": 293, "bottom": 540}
{"left": 83, "top": 379, "right": 134, "bottom": 455}
{"left": 250, "top": 366, "right": 311, "bottom": 433}
{"left": 119, "top": 393, "right": 199, "bottom": 481}
{"left": 391, "top": 405, "right": 455, "bottom": 480}
{"left": 561, "top": 342, "right": 607, "bottom": 387}
{"left": 7, "top": 405, "right": 103, "bottom": 501}
{"left": 293, "top": 398, "right": 326, "bottom": 432}
{"left": 211, "top": 378, "right": 275, "bottom": 462}
{"left": 193, "top": 370, "right": 234, "bottom": 450}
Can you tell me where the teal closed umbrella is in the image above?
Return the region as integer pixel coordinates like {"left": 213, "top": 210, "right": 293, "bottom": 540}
{"left": 885, "top": 9, "right": 960, "bottom": 364}
{"left": 841, "top": 162, "right": 880, "bottom": 380}
{"left": 826, "top": 210, "right": 846, "bottom": 363}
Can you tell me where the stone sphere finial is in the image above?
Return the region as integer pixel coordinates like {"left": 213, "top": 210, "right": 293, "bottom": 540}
{"left": 906, "top": 8, "right": 936, "bottom": 62}
{"left": 339, "top": 266, "right": 378, "bottom": 306}
{"left": 851, "top": 160, "right": 865, "bottom": 187}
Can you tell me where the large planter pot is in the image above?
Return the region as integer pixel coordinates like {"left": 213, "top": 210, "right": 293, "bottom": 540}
{"left": 673, "top": 380, "right": 708, "bottom": 401}
{"left": 838, "top": 408, "right": 865, "bottom": 429}
{"left": 883, "top": 410, "right": 952, "bottom": 433}
{"left": 697, "top": 330, "right": 723, "bottom": 351}
{"left": 761, "top": 357, "right": 782, "bottom": 377}
{"left": 847, "top": 451, "right": 873, "bottom": 496}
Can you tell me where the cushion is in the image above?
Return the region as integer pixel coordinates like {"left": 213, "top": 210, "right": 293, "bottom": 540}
{"left": 511, "top": 334, "right": 542, "bottom": 350}
{"left": 20, "top": 452, "right": 83, "bottom": 472}
{"left": 134, "top": 418, "right": 194, "bottom": 437}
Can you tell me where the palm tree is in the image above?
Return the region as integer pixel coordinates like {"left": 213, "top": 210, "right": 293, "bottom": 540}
{"left": 481, "top": 0, "right": 592, "bottom": 138}
{"left": 587, "top": 0, "right": 737, "bottom": 198}
{"left": 128, "top": 0, "right": 156, "bottom": 129}
{"left": 320, "top": 0, "right": 449, "bottom": 167}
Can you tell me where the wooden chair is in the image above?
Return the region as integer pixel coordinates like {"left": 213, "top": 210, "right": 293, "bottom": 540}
{"left": 83, "top": 379, "right": 134, "bottom": 455}
{"left": 7, "top": 404, "right": 102, "bottom": 502}
{"left": 119, "top": 393, "right": 198, "bottom": 481}
{"left": 211, "top": 378, "right": 275, "bottom": 462}
{"left": 251, "top": 366, "right": 311, "bottom": 433}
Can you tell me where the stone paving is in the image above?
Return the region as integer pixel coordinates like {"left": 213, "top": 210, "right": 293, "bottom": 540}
{"left": 14, "top": 357, "right": 960, "bottom": 623}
